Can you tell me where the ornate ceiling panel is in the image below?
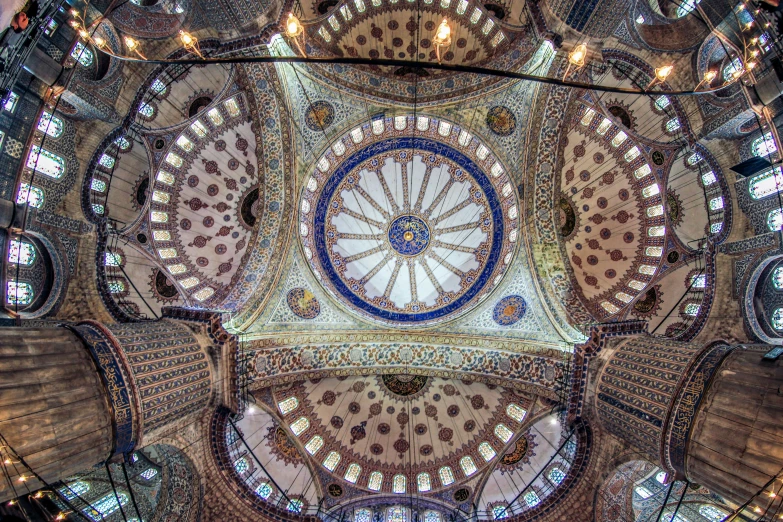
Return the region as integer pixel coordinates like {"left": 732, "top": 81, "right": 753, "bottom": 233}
{"left": 299, "top": 115, "right": 519, "bottom": 326}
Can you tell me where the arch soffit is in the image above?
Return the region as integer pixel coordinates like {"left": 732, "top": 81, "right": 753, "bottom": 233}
{"left": 743, "top": 251, "right": 783, "bottom": 344}
{"left": 10, "top": 229, "right": 68, "bottom": 319}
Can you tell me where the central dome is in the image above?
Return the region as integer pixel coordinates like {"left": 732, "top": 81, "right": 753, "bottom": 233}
{"left": 299, "top": 115, "right": 519, "bottom": 326}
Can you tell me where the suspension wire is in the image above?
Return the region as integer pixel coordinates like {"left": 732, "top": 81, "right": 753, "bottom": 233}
{"left": 120, "top": 460, "right": 143, "bottom": 522}
{"left": 653, "top": 479, "right": 675, "bottom": 522}
{"left": 104, "top": 461, "right": 129, "bottom": 522}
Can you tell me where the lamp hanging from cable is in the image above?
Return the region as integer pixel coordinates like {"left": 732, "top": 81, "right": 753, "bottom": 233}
{"left": 124, "top": 36, "right": 146, "bottom": 59}
{"left": 562, "top": 43, "right": 587, "bottom": 79}
{"left": 646, "top": 64, "right": 674, "bottom": 89}
{"left": 284, "top": 13, "right": 306, "bottom": 56}
{"left": 433, "top": 18, "right": 452, "bottom": 64}
{"left": 179, "top": 30, "right": 203, "bottom": 58}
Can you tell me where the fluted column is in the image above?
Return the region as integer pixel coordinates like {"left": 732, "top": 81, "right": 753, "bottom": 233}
{"left": 590, "top": 334, "right": 783, "bottom": 505}
{"left": 0, "top": 309, "right": 237, "bottom": 502}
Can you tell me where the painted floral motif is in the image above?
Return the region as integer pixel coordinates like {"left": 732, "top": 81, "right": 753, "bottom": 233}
{"left": 287, "top": 287, "right": 321, "bottom": 319}
{"left": 486, "top": 106, "right": 516, "bottom": 137}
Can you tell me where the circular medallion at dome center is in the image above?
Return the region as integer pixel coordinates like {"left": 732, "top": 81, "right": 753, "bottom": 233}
{"left": 300, "top": 127, "right": 518, "bottom": 326}
{"left": 388, "top": 215, "right": 430, "bottom": 256}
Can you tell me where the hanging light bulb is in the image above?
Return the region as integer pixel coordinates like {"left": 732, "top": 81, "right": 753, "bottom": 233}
{"left": 68, "top": 19, "right": 80, "bottom": 28}
{"left": 93, "top": 36, "right": 106, "bottom": 47}
{"left": 124, "top": 37, "right": 146, "bottom": 59}
{"left": 568, "top": 43, "right": 587, "bottom": 67}
{"left": 179, "top": 30, "right": 203, "bottom": 58}
{"left": 78, "top": 28, "right": 89, "bottom": 39}
{"left": 286, "top": 13, "right": 304, "bottom": 38}
{"left": 433, "top": 18, "right": 452, "bottom": 64}
{"left": 646, "top": 64, "right": 674, "bottom": 89}
{"left": 696, "top": 69, "right": 717, "bottom": 90}
{"left": 751, "top": 36, "right": 759, "bottom": 45}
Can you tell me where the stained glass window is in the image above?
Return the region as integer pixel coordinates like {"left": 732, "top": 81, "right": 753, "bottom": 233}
{"left": 752, "top": 134, "right": 777, "bottom": 157}
{"left": 699, "top": 505, "right": 728, "bottom": 522}
{"left": 713, "top": 222, "right": 724, "bottom": 232}
{"left": 494, "top": 424, "right": 513, "bottom": 443}
{"left": 548, "top": 467, "right": 566, "bottom": 485}
{"left": 687, "top": 152, "right": 702, "bottom": 165}
{"left": 368, "top": 471, "right": 383, "bottom": 491}
{"left": 354, "top": 0, "right": 366, "bottom": 11}
{"left": 323, "top": 451, "right": 340, "bottom": 471}
{"left": 596, "top": 118, "right": 611, "bottom": 135}
{"left": 654, "top": 95, "right": 670, "bottom": 110}
{"left": 255, "top": 482, "right": 272, "bottom": 499}
{"left": 459, "top": 456, "right": 477, "bottom": 476}
{"left": 287, "top": 499, "right": 303, "bottom": 513}
{"left": 158, "top": 248, "right": 177, "bottom": 259}
{"left": 3, "top": 91, "right": 18, "bottom": 112}
{"left": 92, "top": 203, "right": 105, "bottom": 215}
{"left": 278, "top": 397, "right": 298, "bottom": 415}
{"left": 647, "top": 204, "right": 664, "bottom": 217}
{"left": 580, "top": 107, "right": 595, "bottom": 126}
{"left": 344, "top": 463, "right": 361, "bottom": 483}
{"left": 773, "top": 267, "right": 783, "bottom": 290}
{"left": 7, "top": 281, "right": 33, "bottom": 304}
{"left": 17, "top": 183, "right": 43, "bottom": 208}
{"left": 750, "top": 168, "right": 783, "bottom": 200}
{"left": 769, "top": 208, "right": 783, "bottom": 232}
{"left": 151, "top": 211, "right": 169, "bottom": 223}
{"left": 151, "top": 79, "right": 167, "bottom": 94}
{"left": 193, "top": 287, "right": 214, "bottom": 301}
{"left": 387, "top": 507, "right": 407, "bottom": 522}
{"left": 139, "top": 103, "right": 154, "bottom": 118}
{"left": 234, "top": 457, "right": 248, "bottom": 474}
{"left": 191, "top": 120, "right": 208, "bottom": 137}
{"left": 59, "top": 481, "right": 89, "bottom": 500}
{"left": 438, "top": 466, "right": 455, "bottom": 486}
{"left": 224, "top": 97, "right": 241, "bottom": 117}
{"left": 207, "top": 108, "right": 224, "bottom": 126}
{"left": 27, "top": 146, "right": 65, "bottom": 178}
{"left": 709, "top": 197, "right": 724, "bottom": 210}
{"left": 506, "top": 404, "right": 527, "bottom": 422}
{"left": 392, "top": 474, "right": 406, "bottom": 493}
{"left": 8, "top": 240, "right": 35, "bottom": 265}
{"left": 355, "top": 508, "right": 372, "bottom": 522}
{"left": 629, "top": 280, "right": 646, "bottom": 291}
{"left": 676, "top": 0, "right": 699, "bottom": 17}
{"left": 91, "top": 178, "right": 107, "bottom": 192}
{"left": 99, "top": 154, "right": 116, "bottom": 169}
{"left": 165, "top": 153, "right": 183, "bottom": 167}
{"left": 71, "top": 42, "right": 93, "bottom": 66}
{"left": 417, "top": 472, "right": 431, "bottom": 492}
{"left": 723, "top": 57, "right": 743, "bottom": 81}
{"left": 115, "top": 136, "right": 131, "bottom": 150}
{"left": 438, "top": 121, "right": 452, "bottom": 137}
{"left": 635, "top": 486, "right": 652, "bottom": 498}
{"left": 108, "top": 280, "right": 125, "bottom": 293}
{"left": 648, "top": 226, "right": 665, "bottom": 237}
{"left": 684, "top": 303, "right": 700, "bottom": 316}
{"left": 305, "top": 436, "right": 323, "bottom": 455}
{"left": 642, "top": 183, "right": 660, "bottom": 198}
{"left": 152, "top": 191, "right": 170, "bottom": 203}
{"left": 424, "top": 511, "right": 440, "bottom": 522}
{"left": 666, "top": 118, "right": 681, "bottom": 133}
{"left": 702, "top": 171, "right": 717, "bottom": 186}
{"left": 639, "top": 264, "right": 657, "bottom": 275}
{"left": 458, "top": 129, "right": 472, "bottom": 146}
{"left": 85, "top": 493, "right": 127, "bottom": 521}
{"left": 478, "top": 442, "right": 496, "bottom": 462}
{"left": 291, "top": 417, "right": 309, "bottom": 436}
{"left": 611, "top": 131, "right": 627, "bottom": 147}
{"left": 176, "top": 135, "right": 193, "bottom": 152}
{"left": 523, "top": 491, "right": 540, "bottom": 508}
{"left": 492, "top": 505, "right": 509, "bottom": 519}
{"left": 624, "top": 146, "right": 641, "bottom": 162}
{"left": 602, "top": 301, "right": 620, "bottom": 314}
{"left": 773, "top": 308, "right": 783, "bottom": 330}
{"left": 656, "top": 471, "right": 667, "bottom": 483}
{"left": 38, "top": 111, "right": 63, "bottom": 138}
{"left": 157, "top": 170, "right": 175, "bottom": 185}
{"left": 140, "top": 468, "right": 158, "bottom": 480}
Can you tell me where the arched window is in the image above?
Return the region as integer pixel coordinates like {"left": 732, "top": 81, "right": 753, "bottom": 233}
{"left": 634, "top": 486, "right": 652, "bottom": 499}
{"left": 656, "top": 471, "right": 668, "bottom": 483}
{"left": 699, "top": 505, "right": 728, "bottom": 522}
{"left": 70, "top": 41, "right": 94, "bottom": 67}
{"left": 676, "top": 0, "right": 699, "bottom": 17}
{"left": 355, "top": 508, "right": 373, "bottom": 522}
{"left": 323, "top": 451, "right": 341, "bottom": 471}
{"left": 91, "top": 178, "right": 107, "bottom": 192}
{"left": 392, "top": 474, "right": 406, "bottom": 493}
{"left": 424, "top": 511, "right": 440, "bottom": 522}
{"left": 344, "top": 463, "right": 361, "bottom": 483}
{"left": 305, "top": 435, "right": 324, "bottom": 455}
{"left": 494, "top": 424, "right": 513, "bottom": 442}
{"left": 684, "top": 303, "right": 700, "bottom": 316}
{"left": 278, "top": 396, "right": 298, "bottom": 415}
{"left": 104, "top": 251, "right": 122, "bottom": 266}
{"left": 523, "top": 490, "right": 540, "bottom": 508}
{"left": 492, "top": 505, "right": 509, "bottom": 519}
{"left": 255, "top": 482, "right": 272, "bottom": 499}
{"left": 548, "top": 467, "right": 566, "bottom": 484}
{"left": 59, "top": 481, "right": 90, "bottom": 500}
{"left": 460, "top": 456, "right": 477, "bottom": 476}
{"left": 750, "top": 168, "right": 783, "bottom": 200}
{"left": 768, "top": 208, "right": 783, "bottom": 232}
{"left": 387, "top": 507, "right": 407, "bottom": 522}
{"left": 478, "top": 442, "right": 496, "bottom": 462}
{"left": 108, "top": 280, "right": 125, "bottom": 294}
{"left": 709, "top": 197, "right": 724, "bottom": 211}
{"left": 38, "top": 111, "right": 63, "bottom": 138}
{"left": 654, "top": 95, "right": 670, "bottom": 110}
{"left": 151, "top": 78, "right": 167, "bottom": 95}
{"left": 17, "top": 183, "right": 43, "bottom": 208}
{"left": 506, "top": 404, "right": 527, "bottom": 422}
{"left": 27, "top": 145, "right": 65, "bottom": 178}
{"left": 234, "top": 457, "right": 248, "bottom": 474}
{"left": 773, "top": 267, "right": 783, "bottom": 290}
{"left": 368, "top": 471, "right": 383, "bottom": 491}
{"left": 666, "top": 118, "right": 681, "bottom": 133}
{"left": 140, "top": 468, "right": 158, "bottom": 480}
{"left": 99, "top": 154, "right": 116, "bottom": 169}
{"left": 8, "top": 240, "right": 35, "bottom": 265}
{"left": 439, "top": 466, "right": 455, "bottom": 486}
{"left": 207, "top": 108, "right": 224, "bottom": 126}
{"left": 417, "top": 472, "right": 431, "bottom": 492}
{"left": 287, "top": 498, "right": 304, "bottom": 513}
{"left": 723, "top": 57, "right": 743, "bottom": 81}
{"left": 772, "top": 308, "right": 783, "bottom": 330}
{"left": 85, "top": 493, "right": 128, "bottom": 521}
{"left": 138, "top": 103, "right": 155, "bottom": 118}
{"left": 7, "top": 281, "right": 33, "bottom": 304}
{"left": 752, "top": 134, "right": 777, "bottom": 157}
{"left": 92, "top": 203, "right": 105, "bottom": 215}
{"left": 290, "top": 417, "right": 309, "bottom": 436}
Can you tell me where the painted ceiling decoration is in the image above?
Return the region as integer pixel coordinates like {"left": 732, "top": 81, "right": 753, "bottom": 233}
{"left": 300, "top": 114, "right": 519, "bottom": 326}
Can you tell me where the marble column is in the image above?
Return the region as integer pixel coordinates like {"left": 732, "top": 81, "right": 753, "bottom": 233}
{"left": 0, "top": 310, "right": 237, "bottom": 501}
{"left": 590, "top": 334, "right": 782, "bottom": 505}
